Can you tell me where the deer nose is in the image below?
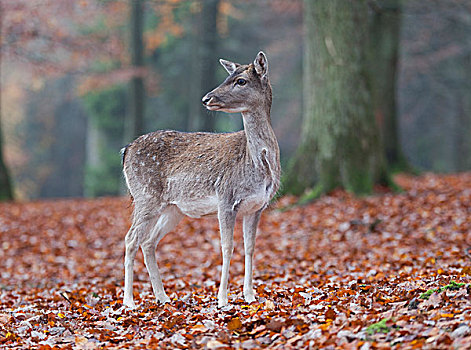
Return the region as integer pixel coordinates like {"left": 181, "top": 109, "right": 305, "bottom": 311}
{"left": 202, "top": 93, "right": 213, "bottom": 105}
{"left": 202, "top": 96, "right": 211, "bottom": 105}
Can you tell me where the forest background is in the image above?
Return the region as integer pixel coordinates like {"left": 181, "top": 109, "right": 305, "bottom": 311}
{"left": 0, "top": 0, "right": 470, "bottom": 199}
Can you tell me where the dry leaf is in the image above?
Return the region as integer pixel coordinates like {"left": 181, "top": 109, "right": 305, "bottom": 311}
{"left": 265, "top": 299, "right": 275, "bottom": 311}
{"left": 325, "top": 308, "right": 336, "bottom": 320}
{"left": 227, "top": 318, "right": 242, "bottom": 331}
{"left": 267, "top": 319, "right": 284, "bottom": 332}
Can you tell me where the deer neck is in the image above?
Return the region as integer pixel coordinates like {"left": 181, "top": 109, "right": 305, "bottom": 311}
{"left": 241, "top": 107, "right": 278, "bottom": 167}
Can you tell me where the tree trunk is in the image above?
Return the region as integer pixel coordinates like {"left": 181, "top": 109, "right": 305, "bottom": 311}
{"left": 0, "top": 121, "right": 13, "bottom": 201}
{"left": 285, "top": 0, "right": 388, "bottom": 196}
{"left": 186, "top": 3, "right": 204, "bottom": 131}
{"left": 186, "top": 0, "right": 220, "bottom": 132}
{"left": 199, "top": 0, "right": 219, "bottom": 132}
{"left": 84, "top": 117, "right": 100, "bottom": 197}
{"left": 124, "top": 0, "right": 145, "bottom": 143}
{"left": 369, "top": 0, "right": 407, "bottom": 171}
{"left": 454, "top": 54, "right": 471, "bottom": 172}
{"left": 0, "top": 4, "right": 14, "bottom": 201}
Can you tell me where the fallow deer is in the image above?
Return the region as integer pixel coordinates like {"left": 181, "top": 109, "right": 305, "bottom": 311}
{"left": 121, "top": 51, "right": 280, "bottom": 308}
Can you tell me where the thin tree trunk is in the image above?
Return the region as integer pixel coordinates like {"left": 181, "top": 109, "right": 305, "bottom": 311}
{"left": 285, "top": 0, "right": 388, "bottom": 196}
{"left": 0, "top": 4, "right": 14, "bottom": 201}
{"left": 369, "top": 0, "right": 407, "bottom": 171}
{"left": 186, "top": 3, "right": 203, "bottom": 131}
{"left": 84, "top": 117, "right": 101, "bottom": 197}
{"left": 0, "top": 113, "right": 13, "bottom": 201}
{"left": 199, "top": 0, "right": 219, "bottom": 132}
{"left": 125, "top": 0, "right": 145, "bottom": 143}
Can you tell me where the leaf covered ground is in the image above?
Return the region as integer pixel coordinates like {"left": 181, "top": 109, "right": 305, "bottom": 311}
{"left": 0, "top": 173, "right": 470, "bottom": 349}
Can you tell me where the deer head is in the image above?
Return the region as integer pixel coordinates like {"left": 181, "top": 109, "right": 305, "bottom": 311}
{"left": 202, "top": 51, "right": 272, "bottom": 114}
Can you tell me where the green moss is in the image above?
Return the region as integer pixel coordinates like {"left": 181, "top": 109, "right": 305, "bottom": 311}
{"left": 344, "top": 170, "right": 373, "bottom": 196}
{"left": 385, "top": 174, "right": 404, "bottom": 193}
{"left": 419, "top": 288, "right": 438, "bottom": 300}
{"left": 280, "top": 172, "right": 308, "bottom": 197}
{"left": 419, "top": 281, "right": 466, "bottom": 299}
{"left": 298, "top": 184, "right": 324, "bottom": 205}
{"left": 366, "top": 318, "right": 391, "bottom": 335}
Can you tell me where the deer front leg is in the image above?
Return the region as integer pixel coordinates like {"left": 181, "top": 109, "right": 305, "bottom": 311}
{"left": 243, "top": 210, "right": 262, "bottom": 303}
{"left": 217, "top": 205, "right": 237, "bottom": 308}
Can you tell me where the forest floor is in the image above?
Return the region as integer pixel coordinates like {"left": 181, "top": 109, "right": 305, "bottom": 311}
{"left": 0, "top": 173, "right": 470, "bottom": 349}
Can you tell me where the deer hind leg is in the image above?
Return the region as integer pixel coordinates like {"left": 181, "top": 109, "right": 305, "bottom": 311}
{"left": 242, "top": 210, "right": 262, "bottom": 303}
{"left": 123, "top": 213, "right": 156, "bottom": 309}
{"left": 217, "top": 206, "right": 237, "bottom": 308}
{"left": 141, "top": 205, "right": 182, "bottom": 304}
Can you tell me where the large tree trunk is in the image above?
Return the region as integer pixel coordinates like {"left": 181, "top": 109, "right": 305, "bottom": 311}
{"left": 454, "top": 95, "right": 471, "bottom": 172}
{"left": 285, "top": 0, "right": 388, "bottom": 196}
{"left": 0, "top": 4, "right": 13, "bottom": 201}
{"left": 369, "top": 0, "right": 407, "bottom": 171}
{"left": 454, "top": 54, "right": 471, "bottom": 172}
{"left": 124, "top": 0, "right": 145, "bottom": 143}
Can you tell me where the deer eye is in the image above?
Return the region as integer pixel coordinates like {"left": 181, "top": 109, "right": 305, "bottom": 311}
{"left": 236, "top": 78, "right": 247, "bottom": 86}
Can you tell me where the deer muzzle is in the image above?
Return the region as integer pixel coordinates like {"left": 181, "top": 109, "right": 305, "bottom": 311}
{"left": 202, "top": 92, "right": 222, "bottom": 110}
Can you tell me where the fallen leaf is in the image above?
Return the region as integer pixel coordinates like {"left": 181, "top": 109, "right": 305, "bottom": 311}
{"left": 227, "top": 318, "right": 242, "bottom": 331}
{"left": 267, "top": 319, "right": 284, "bottom": 332}
{"left": 265, "top": 300, "right": 275, "bottom": 311}
{"left": 0, "top": 314, "right": 11, "bottom": 324}
{"left": 325, "top": 308, "right": 336, "bottom": 320}
{"left": 421, "top": 292, "right": 443, "bottom": 309}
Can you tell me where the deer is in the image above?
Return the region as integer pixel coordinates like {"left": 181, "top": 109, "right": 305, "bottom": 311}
{"left": 121, "top": 51, "right": 280, "bottom": 308}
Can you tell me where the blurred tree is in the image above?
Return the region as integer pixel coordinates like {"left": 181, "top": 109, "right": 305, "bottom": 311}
{"left": 0, "top": 3, "right": 13, "bottom": 200}
{"left": 124, "top": 0, "right": 145, "bottom": 143}
{"left": 285, "top": 0, "right": 388, "bottom": 196}
{"left": 454, "top": 52, "right": 471, "bottom": 171}
{"left": 83, "top": 86, "right": 126, "bottom": 197}
{"left": 0, "top": 113, "right": 13, "bottom": 201}
{"left": 369, "top": 0, "right": 408, "bottom": 171}
{"left": 1, "top": 0, "right": 125, "bottom": 199}
{"left": 199, "top": 0, "right": 220, "bottom": 132}
{"left": 187, "top": 0, "right": 220, "bottom": 132}
{"left": 0, "top": 129, "right": 12, "bottom": 201}
{"left": 186, "top": 3, "right": 203, "bottom": 131}
{"left": 21, "top": 77, "right": 87, "bottom": 198}
{"left": 399, "top": 0, "right": 471, "bottom": 172}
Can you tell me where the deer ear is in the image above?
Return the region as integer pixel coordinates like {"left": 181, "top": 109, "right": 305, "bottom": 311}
{"left": 254, "top": 51, "right": 268, "bottom": 79}
{"left": 219, "top": 59, "right": 239, "bottom": 75}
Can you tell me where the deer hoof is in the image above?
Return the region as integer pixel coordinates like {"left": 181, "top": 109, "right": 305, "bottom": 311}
{"left": 123, "top": 299, "right": 137, "bottom": 309}
{"left": 218, "top": 297, "right": 228, "bottom": 308}
{"left": 157, "top": 294, "right": 171, "bottom": 304}
{"left": 244, "top": 292, "right": 256, "bottom": 303}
